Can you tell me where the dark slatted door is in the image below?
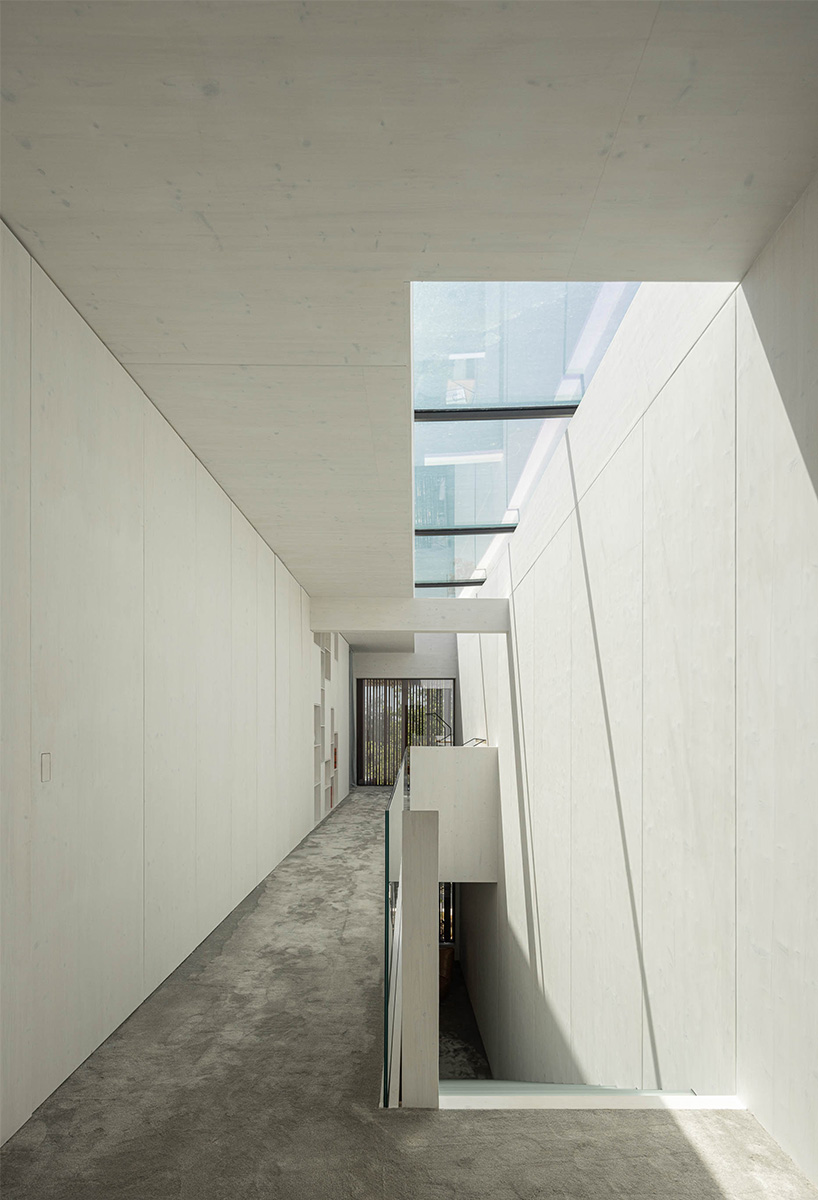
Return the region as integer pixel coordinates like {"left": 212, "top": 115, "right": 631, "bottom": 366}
{"left": 357, "top": 678, "right": 456, "bottom": 785}
{"left": 406, "top": 679, "right": 454, "bottom": 749}
{"left": 357, "top": 678, "right": 405, "bottom": 786}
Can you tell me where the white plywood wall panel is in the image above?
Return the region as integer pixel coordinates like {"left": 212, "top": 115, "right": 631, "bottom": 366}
{"left": 511, "top": 284, "right": 737, "bottom": 587}
{"left": 566, "top": 284, "right": 736, "bottom": 506}
{"left": 410, "top": 747, "right": 498, "bottom": 883}
{"left": 734, "top": 289, "right": 779, "bottom": 1146}
{"left": 509, "top": 439, "right": 575, "bottom": 608}
{"left": 195, "top": 464, "right": 233, "bottom": 940}
{"left": 143, "top": 404, "right": 197, "bottom": 994}
{"left": 285, "top": 570, "right": 301, "bottom": 848}
{"left": 569, "top": 426, "right": 644, "bottom": 1088}
{"left": 230, "top": 507, "right": 258, "bottom": 907}
{"left": 512, "top": 571, "right": 536, "bottom": 802}
{"left": 256, "top": 543, "right": 278, "bottom": 879}
{"left": 0, "top": 225, "right": 33, "bottom": 1142}
{"left": 528, "top": 524, "right": 574, "bottom": 1084}
{"left": 456, "top": 634, "right": 488, "bottom": 745}
{"left": 736, "top": 173, "right": 818, "bottom": 1185}
{"left": 295, "top": 584, "right": 312, "bottom": 843}
{"left": 29, "top": 264, "right": 145, "bottom": 1107}
{"left": 309, "top": 638, "right": 319, "bottom": 825}
{"left": 641, "top": 299, "right": 736, "bottom": 1094}
{"left": 734, "top": 296, "right": 785, "bottom": 1147}
{"left": 337, "top": 636, "right": 351, "bottom": 800}
{"left": 460, "top": 290, "right": 743, "bottom": 1100}
{"left": 274, "top": 558, "right": 292, "bottom": 855}
{"left": 510, "top": 567, "right": 538, "bottom": 1029}
{"left": 444, "top": 177, "right": 817, "bottom": 1185}
{"left": 492, "top": 630, "right": 537, "bottom": 1081}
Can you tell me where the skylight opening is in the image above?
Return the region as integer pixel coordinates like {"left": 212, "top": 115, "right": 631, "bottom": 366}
{"left": 411, "top": 281, "right": 640, "bottom": 596}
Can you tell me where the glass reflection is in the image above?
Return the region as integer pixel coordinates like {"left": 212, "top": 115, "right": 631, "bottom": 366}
{"left": 413, "top": 281, "right": 638, "bottom": 411}
{"left": 412, "top": 281, "right": 639, "bottom": 591}
{"left": 414, "top": 533, "right": 498, "bottom": 586}
{"left": 415, "top": 418, "right": 566, "bottom": 530}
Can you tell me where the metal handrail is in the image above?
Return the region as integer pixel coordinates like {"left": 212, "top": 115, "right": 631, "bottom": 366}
{"left": 426, "top": 711, "right": 453, "bottom": 746}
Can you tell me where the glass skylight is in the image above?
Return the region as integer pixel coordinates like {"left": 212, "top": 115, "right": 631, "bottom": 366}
{"left": 412, "top": 281, "right": 639, "bottom": 595}
{"left": 415, "top": 533, "right": 494, "bottom": 589}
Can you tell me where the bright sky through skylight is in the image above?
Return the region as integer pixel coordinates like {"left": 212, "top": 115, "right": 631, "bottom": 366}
{"left": 412, "top": 282, "right": 640, "bottom": 595}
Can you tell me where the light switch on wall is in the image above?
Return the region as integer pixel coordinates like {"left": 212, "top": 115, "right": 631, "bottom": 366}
{"left": 40, "top": 752, "right": 51, "bottom": 783}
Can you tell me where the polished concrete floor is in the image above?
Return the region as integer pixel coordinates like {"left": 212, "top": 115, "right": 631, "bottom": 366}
{"left": 2, "top": 787, "right": 816, "bottom": 1200}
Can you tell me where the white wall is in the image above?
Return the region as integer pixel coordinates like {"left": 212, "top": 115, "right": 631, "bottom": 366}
{"left": 144, "top": 404, "right": 197, "bottom": 993}
{"left": 0, "top": 224, "right": 350, "bottom": 1145}
{"left": 194, "top": 464, "right": 233, "bottom": 940}
{"left": 410, "top": 747, "right": 499, "bottom": 882}
{"left": 0, "top": 217, "right": 33, "bottom": 1142}
{"left": 351, "top": 632, "right": 459, "bottom": 683}
{"left": 456, "top": 173, "right": 818, "bottom": 1185}
{"left": 29, "top": 259, "right": 146, "bottom": 1111}
{"left": 734, "top": 176, "right": 818, "bottom": 1185}
{"left": 458, "top": 280, "right": 739, "bottom": 1095}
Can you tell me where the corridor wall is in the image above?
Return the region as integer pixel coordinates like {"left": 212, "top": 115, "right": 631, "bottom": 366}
{"left": 734, "top": 175, "right": 818, "bottom": 1186}
{"left": 456, "top": 174, "right": 817, "bottom": 1184}
{"left": 0, "top": 224, "right": 350, "bottom": 1143}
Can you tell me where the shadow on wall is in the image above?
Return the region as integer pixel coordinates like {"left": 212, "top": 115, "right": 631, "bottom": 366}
{"left": 565, "top": 431, "right": 662, "bottom": 1089}
{"left": 733, "top": 188, "right": 818, "bottom": 1187}
{"left": 741, "top": 258, "right": 817, "bottom": 503}
{"left": 459, "top": 626, "right": 583, "bottom": 1086}
{"left": 497, "top": 494, "right": 663, "bottom": 1090}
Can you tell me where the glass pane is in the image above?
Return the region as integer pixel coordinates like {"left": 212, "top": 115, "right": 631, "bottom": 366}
{"left": 412, "top": 281, "right": 639, "bottom": 411}
{"left": 412, "top": 280, "right": 640, "bottom": 592}
{"left": 414, "top": 532, "right": 506, "bottom": 585}
{"left": 415, "top": 417, "right": 565, "bottom": 529}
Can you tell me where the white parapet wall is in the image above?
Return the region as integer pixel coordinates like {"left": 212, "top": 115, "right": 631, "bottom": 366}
{"left": 410, "top": 747, "right": 499, "bottom": 883}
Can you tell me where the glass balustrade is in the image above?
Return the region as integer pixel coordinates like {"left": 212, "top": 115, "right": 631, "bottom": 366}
{"left": 383, "top": 749, "right": 410, "bottom": 1106}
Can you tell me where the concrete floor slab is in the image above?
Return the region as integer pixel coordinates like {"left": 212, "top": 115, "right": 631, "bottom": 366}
{"left": 1, "top": 788, "right": 815, "bottom": 1199}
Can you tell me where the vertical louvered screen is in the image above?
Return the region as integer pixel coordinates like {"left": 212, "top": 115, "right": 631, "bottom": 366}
{"left": 357, "top": 678, "right": 455, "bottom": 785}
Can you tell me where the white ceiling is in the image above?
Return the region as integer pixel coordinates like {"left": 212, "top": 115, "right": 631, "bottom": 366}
{"left": 3, "top": 1, "right": 818, "bottom": 597}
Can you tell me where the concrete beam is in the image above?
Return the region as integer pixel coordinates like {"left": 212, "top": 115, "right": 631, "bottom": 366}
{"left": 310, "top": 597, "right": 509, "bottom": 635}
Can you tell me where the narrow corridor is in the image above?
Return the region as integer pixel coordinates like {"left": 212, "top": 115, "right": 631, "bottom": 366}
{"left": 2, "top": 790, "right": 815, "bottom": 1200}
